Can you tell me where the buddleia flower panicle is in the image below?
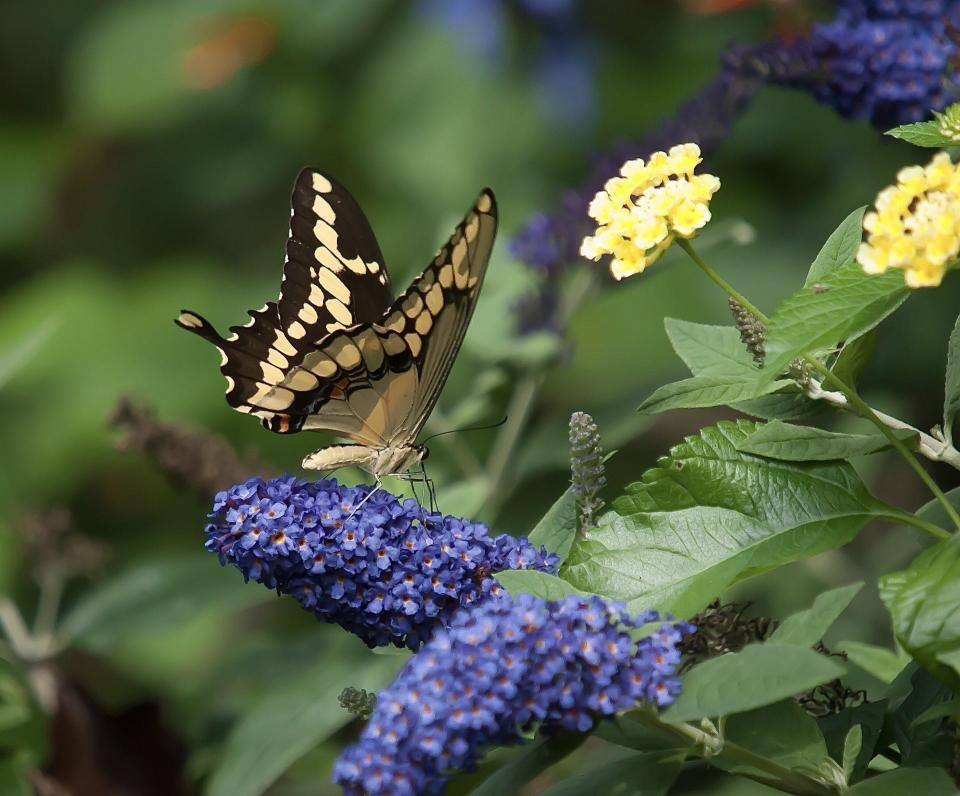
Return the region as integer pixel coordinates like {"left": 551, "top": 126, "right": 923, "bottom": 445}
{"left": 580, "top": 143, "right": 721, "bottom": 280}
{"left": 205, "top": 475, "right": 557, "bottom": 650}
{"left": 734, "top": 1, "right": 960, "bottom": 130}
{"left": 936, "top": 102, "right": 960, "bottom": 143}
{"left": 856, "top": 151, "right": 960, "bottom": 287}
{"left": 569, "top": 411, "right": 606, "bottom": 531}
{"left": 333, "top": 593, "right": 694, "bottom": 796}
{"left": 728, "top": 298, "right": 765, "bottom": 366}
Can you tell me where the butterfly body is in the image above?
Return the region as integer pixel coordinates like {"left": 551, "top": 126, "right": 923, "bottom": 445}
{"left": 176, "top": 170, "right": 497, "bottom": 476}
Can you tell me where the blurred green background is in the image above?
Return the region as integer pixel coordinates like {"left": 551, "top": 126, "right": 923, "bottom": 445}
{"left": 1, "top": 1, "right": 955, "bottom": 793}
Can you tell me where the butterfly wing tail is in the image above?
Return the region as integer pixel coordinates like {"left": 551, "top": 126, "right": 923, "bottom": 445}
{"left": 175, "top": 310, "right": 226, "bottom": 346}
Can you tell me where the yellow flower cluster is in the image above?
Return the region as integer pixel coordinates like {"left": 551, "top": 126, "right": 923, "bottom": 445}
{"left": 580, "top": 143, "right": 720, "bottom": 280}
{"left": 857, "top": 152, "right": 960, "bottom": 288}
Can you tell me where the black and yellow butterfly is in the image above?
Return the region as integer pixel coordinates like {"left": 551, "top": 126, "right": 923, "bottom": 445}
{"left": 176, "top": 170, "right": 497, "bottom": 477}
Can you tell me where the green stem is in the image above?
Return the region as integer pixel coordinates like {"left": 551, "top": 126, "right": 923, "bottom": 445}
{"left": 677, "top": 238, "right": 769, "bottom": 324}
{"left": 805, "top": 359, "right": 960, "bottom": 530}
{"left": 485, "top": 374, "right": 542, "bottom": 511}
{"left": 679, "top": 239, "right": 960, "bottom": 532}
{"left": 628, "top": 709, "right": 833, "bottom": 795}
{"left": 874, "top": 511, "right": 951, "bottom": 542}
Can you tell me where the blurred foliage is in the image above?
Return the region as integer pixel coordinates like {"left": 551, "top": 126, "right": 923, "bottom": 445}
{"left": 1, "top": 0, "right": 955, "bottom": 793}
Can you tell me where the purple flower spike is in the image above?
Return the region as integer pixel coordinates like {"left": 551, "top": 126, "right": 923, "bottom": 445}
{"left": 205, "top": 475, "right": 558, "bottom": 650}
{"left": 333, "top": 593, "right": 694, "bottom": 796}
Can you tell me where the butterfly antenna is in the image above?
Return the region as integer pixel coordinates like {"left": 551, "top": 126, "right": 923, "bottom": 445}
{"left": 420, "top": 416, "right": 508, "bottom": 446}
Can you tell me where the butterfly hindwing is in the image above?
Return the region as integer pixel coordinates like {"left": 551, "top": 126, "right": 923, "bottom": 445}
{"left": 177, "top": 178, "right": 497, "bottom": 459}
{"left": 280, "top": 169, "right": 393, "bottom": 343}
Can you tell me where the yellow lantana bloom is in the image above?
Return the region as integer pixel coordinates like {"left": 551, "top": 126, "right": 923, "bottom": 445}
{"left": 579, "top": 143, "right": 720, "bottom": 280}
{"left": 857, "top": 152, "right": 960, "bottom": 288}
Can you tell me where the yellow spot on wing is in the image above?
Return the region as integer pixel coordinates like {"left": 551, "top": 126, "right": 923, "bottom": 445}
{"left": 286, "top": 369, "right": 320, "bottom": 391}
{"left": 327, "top": 336, "right": 362, "bottom": 369}
{"left": 402, "top": 293, "right": 424, "bottom": 318}
{"left": 317, "top": 269, "right": 351, "bottom": 304}
{"left": 303, "top": 352, "right": 338, "bottom": 377}
{"left": 311, "top": 194, "right": 335, "bottom": 223}
{"left": 415, "top": 312, "right": 433, "bottom": 335}
{"left": 311, "top": 173, "right": 332, "bottom": 193}
{"left": 404, "top": 332, "right": 422, "bottom": 358}
{"left": 267, "top": 349, "right": 289, "bottom": 369}
{"left": 425, "top": 283, "right": 443, "bottom": 314}
{"left": 315, "top": 246, "right": 345, "bottom": 273}
{"left": 326, "top": 298, "right": 352, "bottom": 325}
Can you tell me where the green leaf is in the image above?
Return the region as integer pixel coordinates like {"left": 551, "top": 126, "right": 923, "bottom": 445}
{"left": 664, "top": 319, "right": 758, "bottom": 378}
{"left": 563, "top": 420, "right": 887, "bottom": 617}
{"left": 889, "top": 664, "right": 955, "bottom": 767}
{"left": 912, "top": 485, "right": 960, "bottom": 535}
{"left": 943, "top": 312, "right": 960, "bottom": 439}
{"left": 819, "top": 701, "right": 886, "bottom": 785}
{"left": 831, "top": 330, "right": 877, "bottom": 387}
{"left": 468, "top": 733, "right": 588, "bottom": 796}
{"left": 761, "top": 262, "right": 909, "bottom": 382}
{"left": 769, "top": 582, "right": 863, "bottom": 647}
{"left": 805, "top": 207, "right": 867, "bottom": 286}
{"left": 494, "top": 570, "right": 588, "bottom": 601}
{"left": 937, "top": 648, "right": 960, "bottom": 679}
{"left": 714, "top": 700, "right": 829, "bottom": 778}
{"left": 878, "top": 538, "right": 960, "bottom": 685}
{"left": 836, "top": 641, "right": 910, "bottom": 683}
{"left": 206, "top": 653, "right": 397, "bottom": 796}
{"left": 537, "top": 750, "right": 684, "bottom": 796}
{"left": 848, "top": 767, "right": 958, "bottom": 795}
{"left": 732, "top": 390, "right": 823, "bottom": 422}
{"left": 662, "top": 643, "right": 845, "bottom": 722}
{"left": 885, "top": 119, "right": 957, "bottom": 147}
{"left": 737, "top": 421, "right": 914, "bottom": 461}
{"left": 842, "top": 725, "right": 862, "bottom": 784}
{"left": 528, "top": 489, "right": 577, "bottom": 563}
{"left": 60, "top": 557, "right": 270, "bottom": 650}
{"left": 638, "top": 374, "right": 791, "bottom": 415}
{"left": 595, "top": 712, "right": 694, "bottom": 753}
{"left": 911, "top": 696, "right": 960, "bottom": 727}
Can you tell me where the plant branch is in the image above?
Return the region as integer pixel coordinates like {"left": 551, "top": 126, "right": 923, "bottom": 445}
{"left": 627, "top": 708, "right": 834, "bottom": 795}
{"left": 805, "top": 383, "right": 960, "bottom": 470}
{"left": 873, "top": 511, "right": 951, "bottom": 542}
{"left": 805, "top": 358, "right": 960, "bottom": 531}
{"left": 680, "top": 239, "right": 960, "bottom": 532}
{"left": 677, "top": 238, "right": 769, "bottom": 324}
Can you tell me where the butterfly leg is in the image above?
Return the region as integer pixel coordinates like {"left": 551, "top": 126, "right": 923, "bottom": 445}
{"left": 348, "top": 477, "right": 382, "bottom": 518}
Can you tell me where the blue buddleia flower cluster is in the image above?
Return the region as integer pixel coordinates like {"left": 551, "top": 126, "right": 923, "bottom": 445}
{"left": 740, "top": 0, "right": 960, "bottom": 130}
{"left": 333, "top": 593, "right": 693, "bottom": 796}
{"left": 205, "top": 475, "right": 558, "bottom": 649}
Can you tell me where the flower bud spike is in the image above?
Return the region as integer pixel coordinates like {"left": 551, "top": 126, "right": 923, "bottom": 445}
{"left": 569, "top": 412, "right": 606, "bottom": 533}
{"left": 728, "top": 298, "right": 766, "bottom": 366}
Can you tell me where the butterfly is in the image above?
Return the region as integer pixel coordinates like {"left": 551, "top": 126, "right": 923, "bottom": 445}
{"left": 176, "top": 169, "right": 497, "bottom": 479}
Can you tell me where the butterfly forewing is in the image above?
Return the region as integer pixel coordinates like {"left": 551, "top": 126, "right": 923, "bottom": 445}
{"left": 383, "top": 189, "right": 497, "bottom": 442}
{"left": 280, "top": 169, "right": 393, "bottom": 341}
{"left": 176, "top": 176, "right": 497, "bottom": 463}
